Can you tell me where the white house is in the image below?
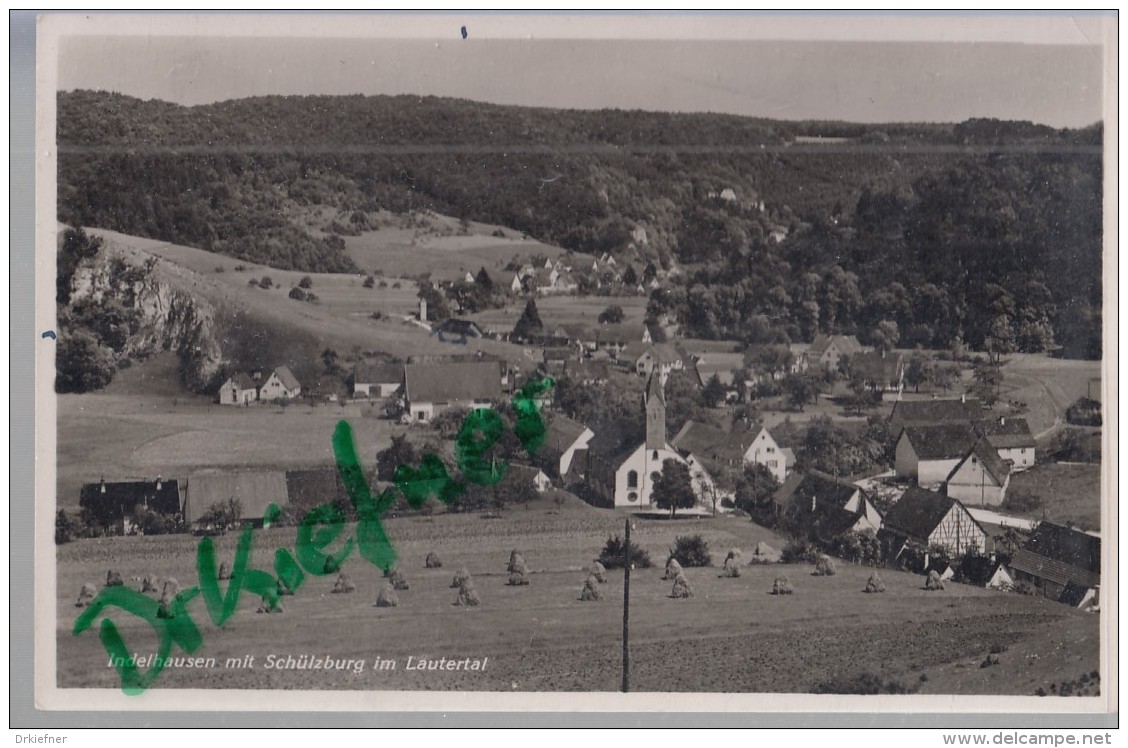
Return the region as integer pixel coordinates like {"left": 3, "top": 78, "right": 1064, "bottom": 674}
{"left": 258, "top": 365, "right": 302, "bottom": 401}
{"left": 974, "top": 417, "right": 1037, "bottom": 472}
{"left": 403, "top": 361, "right": 504, "bottom": 423}
{"left": 631, "top": 343, "right": 683, "bottom": 378}
{"left": 539, "top": 415, "right": 595, "bottom": 481}
{"left": 218, "top": 373, "right": 258, "bottom": 406}
{"left": 351, "top": 362, "right": 404, "bottom": 398}
{"left": 944, "top": 437, "right": 1012, "bottom": 507}
{"left": 894, "top": 424, "right": 976, "bottom": 488}
{"left": 879, "top": 487, "right": 992, "bottom": 559}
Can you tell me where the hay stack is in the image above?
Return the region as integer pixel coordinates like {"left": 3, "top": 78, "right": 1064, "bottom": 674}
{"left": 721, "top": 555, "right": 742, "bottom": 578}
{"left": 771, "top": 575, "right": 793, "bottom": 595}
{"left": 76, "top": 583, "right": 96, "bottom": 608}
{"left": 589, "top": 561, "right": 608, "bottom": 583}
{"left": 864, "top": 573, "right": 886, "bottom": 593}
{"left": 425, "top": 552, "right": 443, "bottom": 569}
{"left": 507, "top": 551, "right": 527, "bottom": 574}
{"left": 105, "top": 570, "right": 124, "bottom": 587}
{"left": 376, "top": 584, "right": 399, "bottom": 607}
{"left": 277, "top": 579, "right": 295, "bottom": 596}
{"left": 671, "top": 572, "right": 694, "bottom": 599}
{"left": 580, "top": 575, "right": 604, "bottom": 601}
{"left": 158, "top": 578, "right": 180, "bottom": 619}
{"left": 389, "top": 569, "right": 409, "bottom": 591}
{"left": 925, "top": 570, "right": 945, "bottom": 591}
{"left": 139, "top": 574, "right": 159, "bottom": 594}
{"left": 332, "top": 572, "right": 355, "bottom": 594}
{"left": 507, "top": 571, "right": 530, "bottom": 586}
{"left": 455, "top": 578, "right": 480, "bottom": 607}
{"left": 752, "top": 541, "right": 781, "bottom": 564}
{"left": 725, "top": 548, "right": 744, "bottom": 565}
{"left": 663, "top": 558, "right": 683, "bottom": 580}
{"left": 813, "top": 554, "right": 837, "bottom": 577}
{"left": 217, "top": 561, "right": 232, "bottom": 580}
{"left": 451, "top": 567, "right": 472, "bottom": 589}
{"left": 257, "top": 599, "right": 283, "bottom": 614}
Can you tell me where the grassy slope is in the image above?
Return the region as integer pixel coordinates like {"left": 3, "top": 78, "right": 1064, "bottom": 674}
{"left": 56, "top": 507, "right": 1100, "bottom": 696}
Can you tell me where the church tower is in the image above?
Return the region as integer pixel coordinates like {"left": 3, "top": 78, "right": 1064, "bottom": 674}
{"left": 644, "top": 372, "right": 667, "bottom": 450}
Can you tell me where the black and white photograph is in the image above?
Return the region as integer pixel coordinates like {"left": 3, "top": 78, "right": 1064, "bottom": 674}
{"left": 35, "top": 12, "right": 1115, "bottom": 713}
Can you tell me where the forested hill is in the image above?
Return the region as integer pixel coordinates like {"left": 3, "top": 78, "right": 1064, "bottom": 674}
{"left": 57, "top": 91, "right": 1103, "bottom": 357}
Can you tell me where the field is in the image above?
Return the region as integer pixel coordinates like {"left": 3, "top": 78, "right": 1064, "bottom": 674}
{"left": 1007, "top": 463, "right": 1104, "bottom": 532}
{"left": 1000, "top": 354, "right": 1102, "bottom": 439}
{"left": 56, "top": 504, "right": 1100, "bottom": 695}
{"left": 466, "top": 295, "right": 651, "bottom": 335}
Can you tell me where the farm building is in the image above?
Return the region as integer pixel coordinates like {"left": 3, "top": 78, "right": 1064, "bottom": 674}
{"left": 775, "top": 470, "right": 883, "bottom": 539}
{"left": 581, "top": 373, "right": 717, "bottom": 510}
{"left": 894, "top": 423, "right": 977, "bottom": 488}
{"left": 879, "top": 486, "right": 991, "bottom": 560}
{"left": 538, "top": 415, "right": 595, "bottom": 482}
{"left": 403, "top": 360, "right": 504, "bottom": 423}
{"left": 184, "top": 470, "right": 289, "bottom": 526}
{"left": 888, "top": 395, "right": 983, "bottom": 437}
{"left": 802, "top": 334, "right": 863, "bottom": 372}
{"left": 1009, "top": 522, "right": 1101, "bottom": 607}
{"left": 432, "top": 318, "right": 485, "bottom": 343}
{"left": 973, "top": 416, "right": 1036, "bottom": 471}
{"left": 986, "top": 564, "right": 1016, "bottom": 590}
{"left": 693, "top": 352, "right": 747, "bottom": 399}
{"left": 944, "top": 437, "right": 1012, "bottom": 507}
{"left": 846, "top": 351, "right": 906, "bottom": 396}
{"left": 79, "top": 477, "right": 182, "bottom": 532}
{"left": 284, "top": 468, "right": 351, "bottom": 514}
{"left": 630, "top": 343, "right": 684, "bottom": 378}
{"left": 671, "top": 419, "right": 794, "bottom": 484}
{"left": 350, "top": 361, "right": 404, "bottom": 398}
{"left": 595, "top": 323, "right": 651, "bottom": 355}
{"left": 218, "top": 373, "right": 258, "bottom": 406}
{"left": 563, "top": 358, "right": 610, "bottom": 385}
{"left": 258, "top": 365, "right": 302, "bottom": 401}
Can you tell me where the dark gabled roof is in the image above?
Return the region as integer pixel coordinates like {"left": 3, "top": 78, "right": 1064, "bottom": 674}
{"left": 284, "top": 468, "right": 349, "bottom": 513}
{"left": 645, "top": 371, "right": 665, "bottom": 406}
{"left": 185, "top": 470, "right": 289, "bottom": 523}
{"left": 80, "top": 479, "right": 182, "bottom": 517}
{"left": 694, "top": 353, "right": 746, "bottom": 385}
{"left": 1022, "top": 522, "right": 1101, "bottom": 574}
{"left": 809, "top": 334, "right": 862, "bottom": 358}
{"left": 272, "top": 365, "right": 301, "bottom": 391}
{"left": 772, "top": 471, "right": 806, "bottom": 508}
{"left": 890, "top": 397, "right": 982, "bottom": 426}
{"left": 949, "top": 436, "right": 1011, "bottom": 485}
{"left": 434, "top": 318, "right": 484, "bottom": 338}
{"left": 850, "top": 351, "right": 904, "bottom": 382}
{"left": 564, "top": 359, "right": 609, "bottom": 381}
{"left": 540, "top": 415, "right": 590, "bottom": 462}
{"left": 973, "top": 417, "right": 1037, "bottom": 449}
{"left": 1011, "top": 549, "right": 1101, "bottom": 590}
{"left": 542, "top": 347, "right": 574, "bottom": 363}
{"left": 899, "top": 423, "right": 977, "bottom": 461}
{"left": 637, "top": 343, "right": 681, "bottom": 365}
{"left": 560, "top": 323, "right": 597, "bottom": 342}
{"left": 352, "top": 361, "right": 404, "bottom": 385}
{"left": 587, "top": 418, "right": 643, "bottom": 462}
{"left": 404, "top": 361, "right": 503, "bottom": 404}
{"left": 670, "top": 420, "right": 728, "bottom": 457}
{"left": 596, "top": 323, "right": 647, "bottom": 345}
{"left": 880, "top": 486, "right": 958, "bottom": 542}
{"left": 786, "top": 471, "right": 861, "bottom": 515}
{"left": 225, "top": 373, "right": 257, "bottom": 390}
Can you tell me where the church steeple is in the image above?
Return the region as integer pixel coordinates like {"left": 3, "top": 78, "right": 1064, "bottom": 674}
{"left": 644, "top": 372, "right": 667, "bottom": 450}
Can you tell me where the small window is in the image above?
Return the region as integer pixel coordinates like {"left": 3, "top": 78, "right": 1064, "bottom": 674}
{"left": 652, "top": 450, "right": 659, "bottom": 460}
{"left": 768, "top": 460, "right": 778, "bottom": 468}
{"left": 627, "top": 471, "right": 638, "bottom": 489}
{"left": 627, "top": 492, "right": 638, "bottom": 503}
{"left": 417, "top": 411, "right": 426, "bottom": 421}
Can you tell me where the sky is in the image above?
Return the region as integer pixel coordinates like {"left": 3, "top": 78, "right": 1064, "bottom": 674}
{"left": 47, "top": 13, "right": 1110, "bottom": 128}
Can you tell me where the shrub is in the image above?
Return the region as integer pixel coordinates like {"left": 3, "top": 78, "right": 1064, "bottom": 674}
{"left": 196, "top": 498, "right": 242, "bottom": 532}
{"left": 599, "top": 534, "right": 652, "bottom": 570}
{"left": 363, "top": 275, "right": 376, "bottom": 289}
{"left": 669, "top": 534, "right": 711, "bottom": 567}
{"left": 55, "top": 509, "right": 87, "bottom": 544}
{"left": 813, "top": 673, "right": 917, "bottom": 695}
{"left": 378, "top": 280, "right": 389, "bottom": 288}
{"left": 259, "top": 276, "right": 273, "bottom": 289}
{"left": 299, "top": 275, "right": 313, "bottom": 289}
{"left": 781, "top": 539, "right": 819, "bottom": 564}
{"left": 233, "top": 264, "right": 246, "bottom": 272}
{"left": 425, "top": 552, "right": 442, "bottom": 569}
{"left": 289, "top": 287, "right": 307, "bottom": 301}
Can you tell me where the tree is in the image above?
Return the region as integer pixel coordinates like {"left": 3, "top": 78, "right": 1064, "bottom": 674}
{"left": 904, "top": 352, "right": 931, "bottom": 393}
{"left": 701, "top": 374, "right": 727, "bottom": 408}
{"left": 288, "top": 287, "right": 307, "bottom": 301}
{"left": 598, "top": 304, "right": 625, "bottom": 324}
{"left": 512, "top": 299, "right": 544, "bottom": 343}
{"left": 733, "top": 463, "right": 780, "bottom": 520}
{"left": 474, "top": 267, "right": 494, "bottom": 291}
{"left": 985, "top": 315, "right": 1016, "bottom": 363}
{"left": 55, "top": 329, "right": 116, "bottom": 393}
{"left": 871, "top": 320, "right": 900, "bottom": 354}
{"left": 321, "top": 348, "right": 340, "bottom": 374}
{"left": 363, "top": 275, "right": 376, "bottom": 289}
{"left": 622, "top": 265, "right": 638, "bottom": 286}
{"left": 298, "top": 275, "right": 313, "bottom": 289}
{"left": 783, "top": 373, "right": 817, "bottom": 412}
{"left": 416, "top": 280, "right": 449, "bottom": 321}
{"left": 376, "top": 434, "right": 419, "bottom": 483}
{"left": 651, "top": 459, "right": 696, "bottom": 519}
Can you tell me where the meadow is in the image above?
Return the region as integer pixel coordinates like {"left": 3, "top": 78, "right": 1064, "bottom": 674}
{"left": 56, "top": 501, "right": 1100, "bottom": 696}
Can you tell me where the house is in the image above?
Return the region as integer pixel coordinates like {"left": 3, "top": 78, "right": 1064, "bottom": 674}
{"left": 894, "top": 424, "right": 976, "bottom": 488}
{"left": 582, "top": 373, "right": 717, "bottom": 510}
{"left": 776, "top": 470, "right": 883, "bottom": 541}
{"left": 563, "top": 358, "right": 610, "bottom": 385}
{"left": 79, "top": 477, "right": 183, "bottom": 533}
{"left": 403, "top": 361, "right": 504, "bottom": 422}
{"left": 986, "top": 564, "right": 1016, "bottom": 591}
{"left": 595, "top": 323, "right": 651, "bottom": 354}
{"left": 538, "top": 415, "right": 595, "bottom": 482}
{"left": 847, "top": 351, "right": 905, "bottom": 396}
{"left": 672, "top": 419, "right": 793, "bottom": 484}
{"left": 693, "top": 352, "right": 747, "bottom": 400}
{"left": 944, "top": 436, "right": 1012, "bottom": 507}
{"left": 888, "top": 395, "right": 983, "bottom": 438}
{"left": 973, "top": 417, "right": 1036, "bottom": 471}
{"left": 350, "top": 362, "right": 404, "bottom": 398}
{"left": 804, "top": 334, "right": 863, "bottom": 371}
{"left": 560, "top": 324, "right": 599, "bottom": 354}
{"left": 184, "top": 470, "right": 289, "bottom": 526}
{"left": 258, "top": 365, "right": 301, "bottom": 401}
{"left": 505, "top": 464, "right": 552, "bottom": 494}
{"left": 631, "top": 343, "right": 683, "bottom": 378}
{"left": 1009, "top": 522, "right": 1101, "bottom": 607}
{"left": 432, "top": 318, "right": 485, "bottom": 343}
{"left": 879, "top": 486, "right": 991, "bottom": 560}
{"left": 218, "top": 373, "right": 259, "bottom": 406}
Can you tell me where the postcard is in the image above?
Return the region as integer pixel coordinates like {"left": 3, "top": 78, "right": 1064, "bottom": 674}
{"left": 33, "top": 12, "right": 1116, "bottom": 714}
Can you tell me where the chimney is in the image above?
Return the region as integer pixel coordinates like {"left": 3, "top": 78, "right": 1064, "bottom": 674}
{"left": 419, "top": 298, "right": 428, "bottom": 321}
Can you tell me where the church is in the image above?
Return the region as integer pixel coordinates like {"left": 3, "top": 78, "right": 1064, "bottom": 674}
{"left": 581, "top": 373, "right": 719, "bottom": 510}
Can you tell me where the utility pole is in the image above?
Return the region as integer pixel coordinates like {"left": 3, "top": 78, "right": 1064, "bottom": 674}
{"left": 622, "top": 517, "right": 631, "bottom": 693}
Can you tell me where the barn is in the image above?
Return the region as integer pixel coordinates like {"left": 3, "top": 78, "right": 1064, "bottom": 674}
{"left": 879, "top": 486, "right": 992, "bottom": 560}
{"left": 184, "top": 470, "right": 289, "bottom": 526}
{"left": 218, "top": 373, "right": 258, "bottom": 406}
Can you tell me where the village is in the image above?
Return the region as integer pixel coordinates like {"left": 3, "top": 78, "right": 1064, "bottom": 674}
{"left": 68, "top": 247, "right": 1103, "bottom": 617}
